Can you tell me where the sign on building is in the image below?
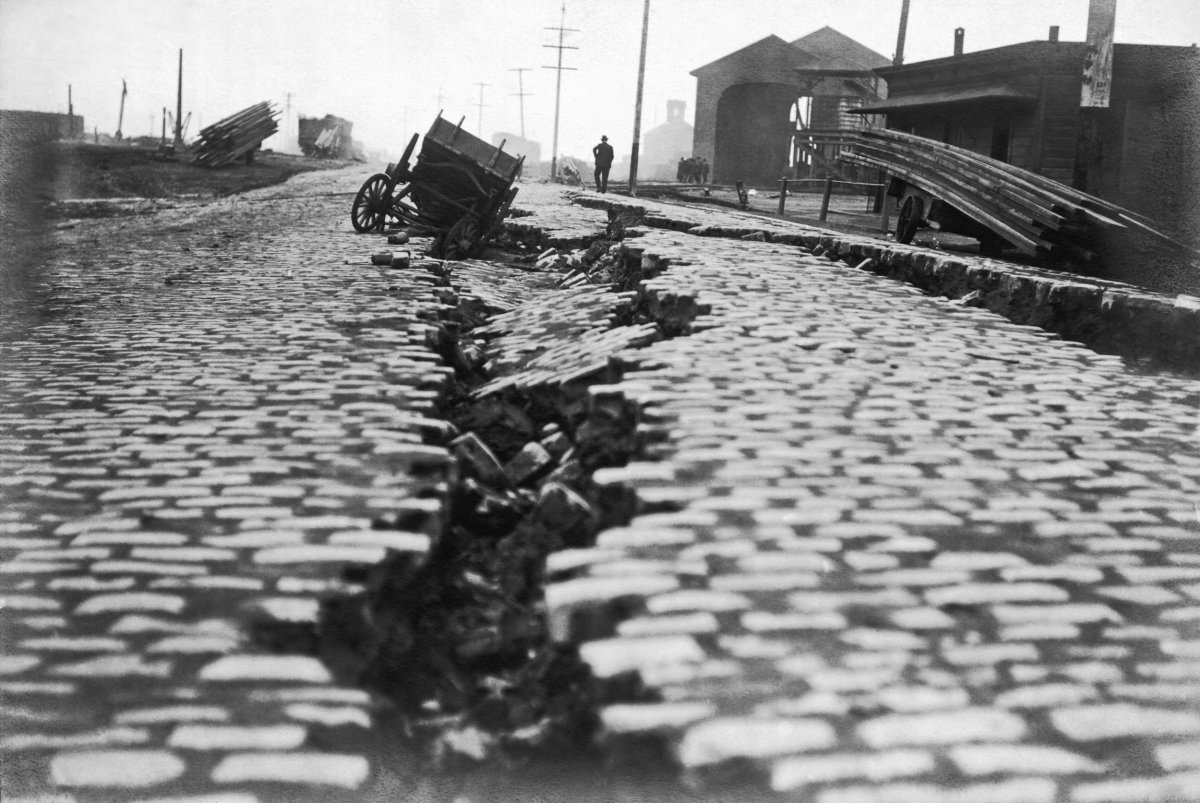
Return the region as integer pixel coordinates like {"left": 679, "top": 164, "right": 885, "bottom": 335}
{"left": 1080, "top": 0, "right": 1117, "bottom": 107}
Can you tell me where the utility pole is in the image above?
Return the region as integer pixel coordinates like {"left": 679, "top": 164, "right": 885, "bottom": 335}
{"left": 473, "top": 82, "right": 490, "bottom": 134}
{"left": 543, "top": 3, "right": 578, "bottom": 181}
{"left": 628, "top": 0, "right": 650, "bottom": 195}
{"left": 162, "top": 107, "right": 167, "bottom": 143}
{"left": 509, "top": 67, "right": 532, "bottom": 139}
{"left": 68, "top": 84, "right": 74, "bottom": 136}
{"left": 282, "top": 91, "right": 294, "bottom": 152}
{"left": 894, "top": 0, "right": 911, "bottom": 65}
{"left": 116, "top": 79, "right": 127, "bottom": 141}
{"left": 174, "top": 49, "right": 183, "bottom": 148}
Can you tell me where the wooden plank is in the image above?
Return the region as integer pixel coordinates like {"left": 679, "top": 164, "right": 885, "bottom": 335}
{"left": 850, "top": 140, "right": 1068, "bottom": 231}
{"left": 840, "top": 149, "right": 1046, "bottom": 255}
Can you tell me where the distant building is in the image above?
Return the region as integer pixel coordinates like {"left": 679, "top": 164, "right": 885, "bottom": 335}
{"left": 490, "top": 132, "right": 541, "bottom": 169}
{"left": 0, "top": 110, "right": 85, "bottom": 145}
{"left": 642, "top": 100, "right": 694, "bottom": 181}
{"left": 298, "top": 114, "right": 356, "bottom": 159}
{"left": 858, "top": 37, "right": 1200, "bottom": 233}
{"left": 690, "top": 26, "right": 890, "bottom": 185}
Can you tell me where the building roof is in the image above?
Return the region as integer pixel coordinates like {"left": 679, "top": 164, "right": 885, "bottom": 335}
{"left": 690, "top": 34, "right": 809, "bottom": 76}
{"left": 690, "top": 28, "right": 890, "bottom": 77}
{"left": 790, "top": 26, "right": 892, "bottom": 72}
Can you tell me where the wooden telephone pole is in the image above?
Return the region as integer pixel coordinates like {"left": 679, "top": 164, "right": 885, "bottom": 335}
{"left": 115, "top": 80, "right": 127, "bottom": 141}
{"left": 174, "top": 49, "right": 184, "bottom": 148}
{"left": 894, "top": 0, "right": 911, "bottom": 65}
{"left": 627, "top": 0, "right": 650, "bottom": 195}
{"left": 474, "top": 82, "right": 490, "bottom": 134}
{"left": 543, "top": 4, "right": 578, "bottom": 182}
{"left": 510, "top": 67, "right": 532, "bottom": 139}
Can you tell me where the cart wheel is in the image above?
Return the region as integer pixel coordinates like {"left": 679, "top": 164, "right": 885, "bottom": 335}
{"left": 896, "top": 195, "right": 924, "bottom": 244}
{"left": 440, "top": 215, "right": 481, "bottom": 260}
{"left": 351, "top": 173, "right": 393, "bottom": 233}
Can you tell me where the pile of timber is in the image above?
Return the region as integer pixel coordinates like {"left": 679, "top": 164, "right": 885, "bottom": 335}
{"left": 840, "top": 128, "right": 1196, "bottom": 264}
{"left": 191, "top": 102, "right": 279, "bottom": 168}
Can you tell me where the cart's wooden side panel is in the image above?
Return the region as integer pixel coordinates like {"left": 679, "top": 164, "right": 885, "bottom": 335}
{"left": 425, "top": 117, "right": 523, "bottom": 180}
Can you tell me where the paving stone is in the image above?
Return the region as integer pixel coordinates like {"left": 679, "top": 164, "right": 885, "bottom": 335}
{"left": 168, "top": 724, "right": 308, "bottom": 750}
{"left": 115, "top": 706, "right": 233, "bottom": 725}
{"left": 1051, "top": 703, "right": 1200, "bottom": 741}
{"left": 926, "top": 583, "right": 1069, "bottom": 606}
{"left": 949, "top": 743, "right": 1104, "bottom": 775}
{"left": 210, "top": 752, "right": 369, "bottom": 788}
{"left": 198, "top": 655, "right": 333, "bottom": 683}
{"left": 1070, "top": 772, "right": 1200, "bottom": 803}
{"left": 1, "top": 727, "right": 150, "bottom": 751}
{"left": 578, "top": 635, "right": 706, "bottom": 679}
{"left": 771, "top": 749, "right": 935, "bottom": 791}
{"left": 857, "top": 708, "right": 1027, "bottom": 747}
{"left": 284, "top": 703, "right": 372, "bottom": 728}
{"left": 51, "top": 750, "right": 186, "bottom": 787}
{"left": 817, "top": 778, "right": 1057, "bottom": 803}
{"left": 677, "top": 716, "right": 837, "bottom": 766}
{"left": 599, "top": 701, "right": 717, "bottom": 734}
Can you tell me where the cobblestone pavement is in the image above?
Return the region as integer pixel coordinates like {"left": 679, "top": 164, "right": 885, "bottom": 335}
{"left": 498, "top": 184, "right": 1200, "bottom": 801}
{"left": 5, "top": 170, "right": 1200, "bottom": 803}
{"left": 1, "top": 167, "right": 454, "bottom": 801}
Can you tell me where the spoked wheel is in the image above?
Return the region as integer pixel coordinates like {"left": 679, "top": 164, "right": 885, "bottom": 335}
{"left": 351, "top": 173, "right": 393, "bottom": 233}
{"left": 438, "top": 215, "right": 481, "bottom": 260}
{"left": 895, "top": 195, "right": 924, "bottom": 244}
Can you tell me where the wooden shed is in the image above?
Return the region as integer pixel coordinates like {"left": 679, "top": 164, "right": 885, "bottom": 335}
{"left": 856, "top": 38, "right": 1200, "bottom": 234}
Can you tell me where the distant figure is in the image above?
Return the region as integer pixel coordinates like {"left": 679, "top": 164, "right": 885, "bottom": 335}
{"left": 676, "top": 157, "right": 686, "bottom": 183}
{"left": 592, "top": 135, "right": 614, "bottom": 193}
{"left": 701, "top": 158, "right": 710, "bottom": 184}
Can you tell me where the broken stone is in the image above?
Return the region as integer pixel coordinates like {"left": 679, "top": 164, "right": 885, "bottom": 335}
{"left": 505, "top": 442, "right": 553, "bottom": 487}
{"left": 370, "top": 252, "right": 393, "bottom": 265}
{"left": 388, "top": 232, "right": 410, "bottom": 245}
{"left": 450, "top": 432, "right": 509, "bottom": 488}
{"left": 539, "top": 431, "right": 571, "bottom": 460}
{"left": 533, "top": 482, "right": 595, "bottom": 547}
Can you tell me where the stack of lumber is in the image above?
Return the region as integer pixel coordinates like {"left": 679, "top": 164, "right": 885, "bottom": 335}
{"left": 839, "top": 128, "right": 1195, "bottom": 264}
{"left": 191, "top": 102, "right": 279, "bottom": 168}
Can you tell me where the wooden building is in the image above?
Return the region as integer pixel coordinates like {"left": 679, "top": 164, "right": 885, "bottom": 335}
{"left": 856, "top": 36, "right": 1200, "bottom": 232}
{"left": 690, "top": 27, "right": 890, "bottom": 186}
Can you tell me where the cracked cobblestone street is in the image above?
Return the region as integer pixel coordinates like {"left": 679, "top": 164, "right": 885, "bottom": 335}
{"left": 4, "top": 167, "right": 1200, "bottom": 802}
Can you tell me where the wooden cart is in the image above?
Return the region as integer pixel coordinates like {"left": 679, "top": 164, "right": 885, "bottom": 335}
{"left": 351, "top": 114, "right": 525, "bottom": 259}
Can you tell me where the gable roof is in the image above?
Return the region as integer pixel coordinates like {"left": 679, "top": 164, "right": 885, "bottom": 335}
{"left": 690, "top": 34, "right": 819, "bottom": 77}
{"left": 691, "top": 27, "right": 892, "bottom": 78}
{"left": 790, "top": 26, "right": 892, "bottom": 72}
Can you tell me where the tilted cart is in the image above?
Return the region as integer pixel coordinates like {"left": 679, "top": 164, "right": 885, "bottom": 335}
{"left": 351, "top": 114, "right": 524, "bottom": 259}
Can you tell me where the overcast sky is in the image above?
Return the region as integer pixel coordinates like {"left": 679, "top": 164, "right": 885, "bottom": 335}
{"left": 2, "top": 0, "right": 1197, "bottom": 163}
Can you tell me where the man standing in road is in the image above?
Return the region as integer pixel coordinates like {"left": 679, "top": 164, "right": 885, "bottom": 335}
{"left": 592, "top": 135, "right": 614, "bottom": 193}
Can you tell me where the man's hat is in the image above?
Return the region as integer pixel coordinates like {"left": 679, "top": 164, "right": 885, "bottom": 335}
{"left": 601, "top": 135, "right": 608, "bottom": 141}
